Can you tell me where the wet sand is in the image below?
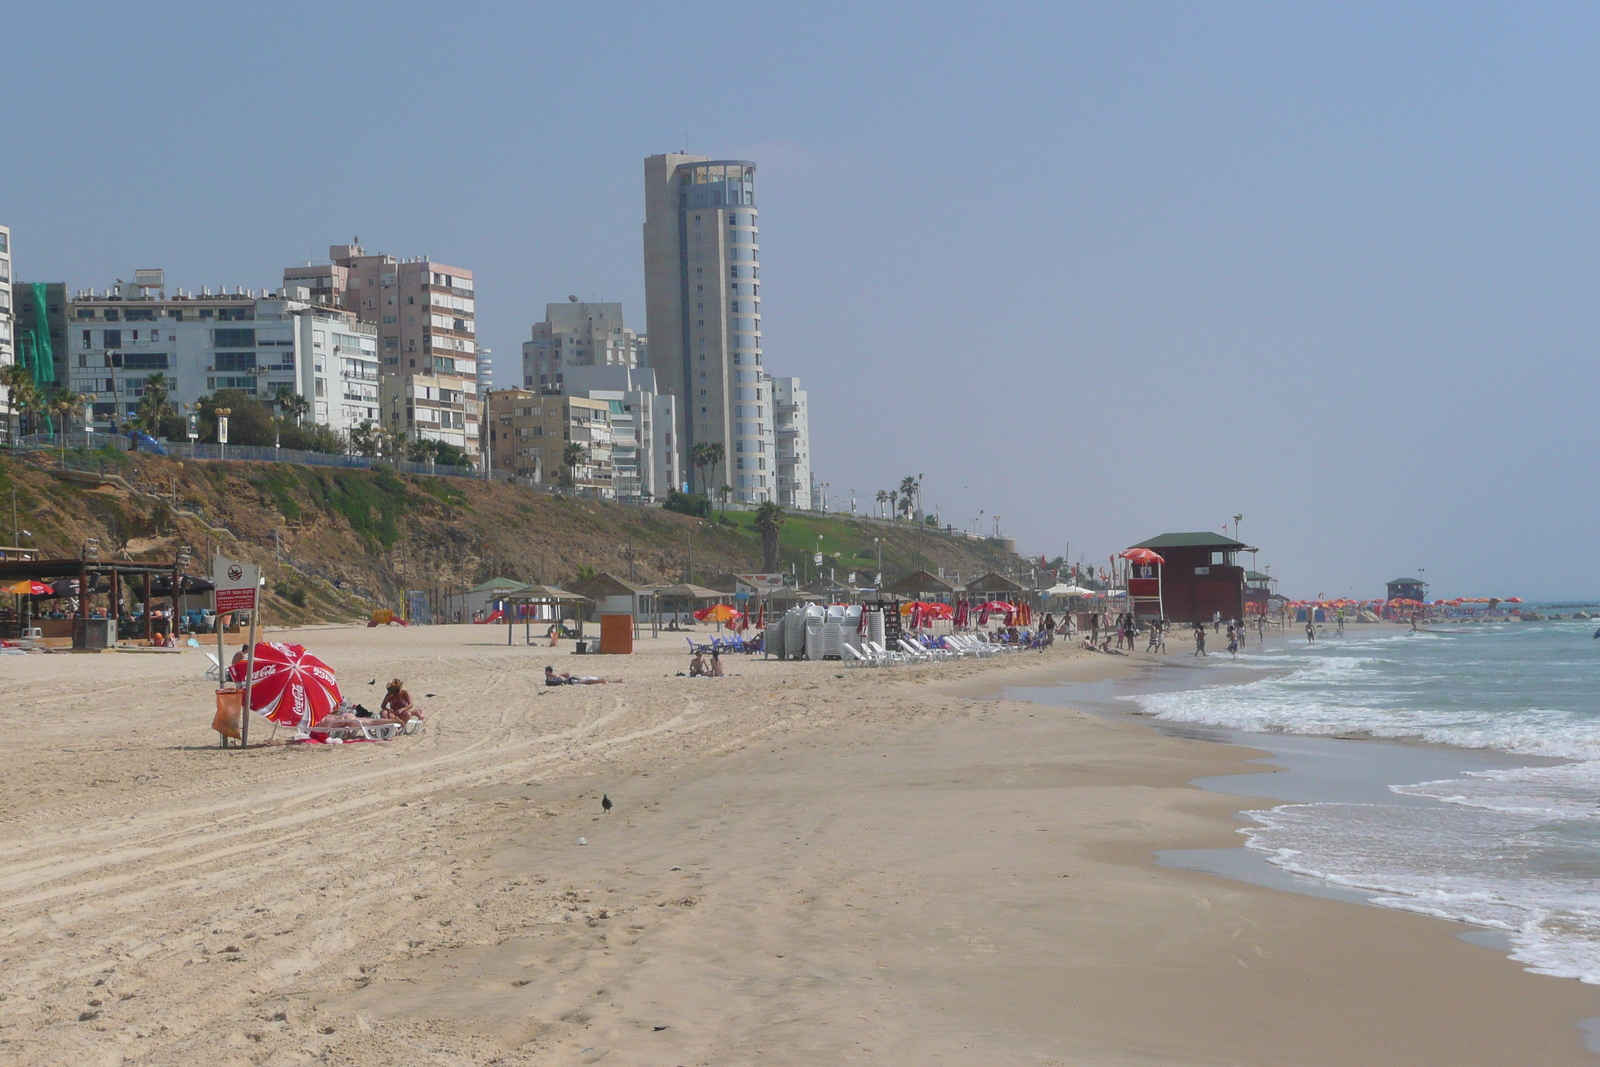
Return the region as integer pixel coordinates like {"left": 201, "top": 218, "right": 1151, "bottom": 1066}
{"left": 1, "top": 626, "right": 1597, "bottom": 1064}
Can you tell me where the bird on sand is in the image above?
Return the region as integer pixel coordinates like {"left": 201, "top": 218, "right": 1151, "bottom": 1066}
{"left": 602, "top": 794, "right": 613, "bottom": 814}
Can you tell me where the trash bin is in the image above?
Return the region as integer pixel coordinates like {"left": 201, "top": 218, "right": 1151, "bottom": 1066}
{"left": 72, "top": 618, "right": 115, "bottom": 650}
{"left": 213, "top": 688, "right": 244, "bottom": 745}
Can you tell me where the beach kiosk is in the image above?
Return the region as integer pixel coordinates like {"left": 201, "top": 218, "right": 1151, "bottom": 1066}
{"left": 1125, "top": 532, "right": 1251, "bottom": 624}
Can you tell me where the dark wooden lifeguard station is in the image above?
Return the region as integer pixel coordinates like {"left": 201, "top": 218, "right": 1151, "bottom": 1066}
{"left": 1386, "top": 577, "right": 1427, "bottom": 603}
{"left": 1125, "top": 532, "right": 1251, "bottom": 623}
{"left": 1244, "top": 570, "right": 1277, "bottom": 615}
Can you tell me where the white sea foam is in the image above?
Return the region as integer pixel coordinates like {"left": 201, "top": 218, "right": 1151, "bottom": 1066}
{"left": 1395, "top": 762, "right": 1600, "bottom": 821}
{"left": 1147, "top": 623, "right": 1600, "bottom": 980}
{"left": 1242, "top": 801, "right": 1600, "bottom": 983}
{"left": 1129, "top": 661, "right": 1600, "bottom": 759}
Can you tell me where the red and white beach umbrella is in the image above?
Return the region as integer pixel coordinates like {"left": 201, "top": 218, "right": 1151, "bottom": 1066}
{"left": 227, "top": 642, "right": 343, "bottom": 728}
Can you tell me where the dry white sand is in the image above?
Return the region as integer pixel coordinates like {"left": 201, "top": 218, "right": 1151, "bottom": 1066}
{"left": 2, "top": 626, "right": 1598, "bottom": 1065}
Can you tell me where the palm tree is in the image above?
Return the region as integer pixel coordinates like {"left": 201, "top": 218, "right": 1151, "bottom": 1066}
{"left": 273, "top": 384, "right": 310, "bottom": 424}
{"left": 753, "top": 501, "right": 785, "bottom": 572}
{"left": 562, "top": 441, "right": 585, "bottom": 487}
{"left": 690, "top": 442, "right": 713, "bottom": 495}
{"left": 899, "top": 475, "right": 918, "bottom": 519}
{"left": 0, "top": 363, "right": 38, "bottom": 446}
{"left": 137, "top": 372, "right": 173, "bottom": 436}
{"left": 875, "top": 489, "right": 889, "bottom": 519}
{"left": 705, "top": 442, "right": 726, "bottom": 502}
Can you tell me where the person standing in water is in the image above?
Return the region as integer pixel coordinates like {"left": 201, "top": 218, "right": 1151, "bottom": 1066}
{"left": 1194, "top": 624, "right": 1207, "bottom": 657}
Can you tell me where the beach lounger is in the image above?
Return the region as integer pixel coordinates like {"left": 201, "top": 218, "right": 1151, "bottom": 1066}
{"left": 867, "top": 641, "right": 908, "bottom": 665}
{"left": 842, "top": 643, "right": 874, "bottom": 668}
{"left": 204, "top": 652, "right": 223, "bottom": 682}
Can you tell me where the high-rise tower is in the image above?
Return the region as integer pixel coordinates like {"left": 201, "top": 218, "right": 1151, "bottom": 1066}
{"left": 643, "top": 155, "right": 774, "bottom": 503}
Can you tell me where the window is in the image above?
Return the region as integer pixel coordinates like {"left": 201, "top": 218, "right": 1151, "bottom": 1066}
{"left": 199, "top": 309, "right": 214, "bottom": 319}
{"left": 123, "top": 352, "right": 168, "bottom": 371}
{"left": 124, "top": 308, "right": 154, "bottom": 321}
{"left": 214, "top": 328, "right": 255, "bottom": 348}
{"left": 217, "top": 307, "right": 250, "bottom": 321}
{"left": 215, "top": 351, "right": 257, "bottom": 372}
{"left": 81, "top": 329, "right": 91, "bottom": 349}
{"left": 104, "top": 309, "right": 120, "bottom": 321}
{"left": 76, "top": 308, "right": 95, "bottom": 320}
{"left": 102, "top": 329, "right": 122, "bottom": 348}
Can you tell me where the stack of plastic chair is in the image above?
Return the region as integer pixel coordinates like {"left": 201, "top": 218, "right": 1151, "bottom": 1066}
{"left": 868, "top": 609, "right": 887, "bottom": 649}
{"left": 785, "top": 607, "right": 807, "bottom": 659}
{"left": 842, "top": 605, "right": 864, "bottom": 656}
{"left": 822, "top": 615, "right": 844, "bottom": 659}
{"left": 804, "top": 607, "right": 825, "bottom": 661}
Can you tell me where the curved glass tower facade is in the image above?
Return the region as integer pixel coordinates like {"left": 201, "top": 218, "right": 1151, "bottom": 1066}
{"left": 644, "top": 155, "right": 775, "bottom": 503}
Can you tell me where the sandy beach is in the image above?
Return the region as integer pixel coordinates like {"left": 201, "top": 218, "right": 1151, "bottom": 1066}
{"left": 2, "top": 626, "right": 1599, "bottom": 1065}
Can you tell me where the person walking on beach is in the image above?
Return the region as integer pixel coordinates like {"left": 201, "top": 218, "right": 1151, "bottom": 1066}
{"left": 1213, "top": 610, "right": 1222, "bottom": 634}
{"left": 1091, "top": 614, "right": 1100, "bottom": 647}
{"left": 1194, "top": 624, "right": 1207, "bottom": 657}
{"left": 1306, "top": 620, "right": 1317, "bottom": 644}
{"left": 1234, "top": 619, "right": 1245, "bottom": 649}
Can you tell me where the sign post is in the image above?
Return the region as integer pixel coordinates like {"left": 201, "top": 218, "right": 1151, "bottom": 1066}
{"left": 213, "top": 556, "right": 261, "bottom": 747}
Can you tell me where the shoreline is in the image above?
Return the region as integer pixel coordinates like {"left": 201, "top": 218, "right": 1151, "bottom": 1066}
{"left": 1, "top": 625, "right": 1598, "bottom": 1063}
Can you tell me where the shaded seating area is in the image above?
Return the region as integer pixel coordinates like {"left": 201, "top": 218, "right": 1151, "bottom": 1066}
{"left": 0, "top": 555, "right": 212, "bottom": 647}
{"left": 501, "top": 585, "right": 594, "bottom": 647}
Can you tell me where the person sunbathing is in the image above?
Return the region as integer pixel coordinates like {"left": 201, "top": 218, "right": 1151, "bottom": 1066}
{"left": 689, "top": 651, "right": 709, "bottom": 677}
{"left": 381, "top": 680, "right": 424, "bottom": 722}
{"left": 545, "top": 666, "right": 620, "bottom": 685}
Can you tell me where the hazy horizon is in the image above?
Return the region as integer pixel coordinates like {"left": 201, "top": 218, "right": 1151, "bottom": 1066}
{"left": 4, "top": 3, "right": 1596, "bottom": 600}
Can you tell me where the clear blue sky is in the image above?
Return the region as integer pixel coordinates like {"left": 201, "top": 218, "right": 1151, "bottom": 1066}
{"left": 5, "top": 2, "right": 1597, "bottom": 599}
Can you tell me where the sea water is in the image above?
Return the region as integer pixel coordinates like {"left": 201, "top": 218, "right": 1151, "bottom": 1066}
{"left": 1130, "top": 616, "right": 1600, "bottom": 983}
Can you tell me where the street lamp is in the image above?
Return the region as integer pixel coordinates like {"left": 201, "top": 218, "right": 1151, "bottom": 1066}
{"left": 273, "top": 414, "right": 283, "bottom": 453}
{"left": 215, "top": 407, "right": 231, "bottom": 462}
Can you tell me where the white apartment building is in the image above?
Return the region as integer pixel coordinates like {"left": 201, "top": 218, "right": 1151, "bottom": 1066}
{"left": 521, "top": 300, "right": 643, "bottom": 393}
{"left": 558, "top": 363, "right": 679, "bottom": 500}
{"left": 0, "top": 225, "right": 12, "bottom": 434}
{"left": 284, "top": 244, "right": 479, "bottom": 458}
{"left": 68, "top": 273, "right": 378, "bottom": 434}
{"left": 771, "top": 376, "right": 813, "bottom": 510}
{"left": 643, "top": 155, "right": 776, "bottom": 503}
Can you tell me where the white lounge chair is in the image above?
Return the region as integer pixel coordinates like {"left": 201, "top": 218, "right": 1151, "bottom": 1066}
{"left": 204, "top": 652, "right": 223, "bottom": 682}
{"left": 842, "top": 644, "right": 875, "bottom": 668}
